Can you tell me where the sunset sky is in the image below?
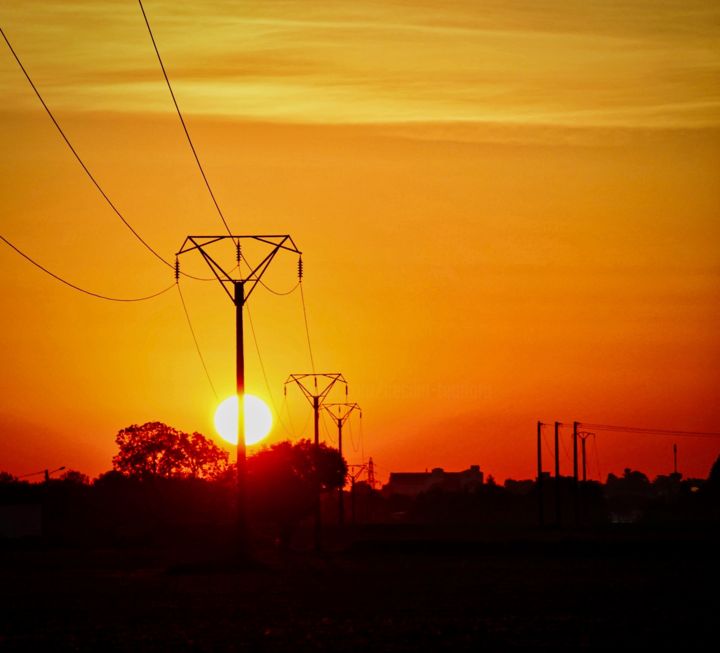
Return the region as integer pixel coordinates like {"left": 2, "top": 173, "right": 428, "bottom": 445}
{"left": 1, "top": 0, "right": 719, "bottom": 483}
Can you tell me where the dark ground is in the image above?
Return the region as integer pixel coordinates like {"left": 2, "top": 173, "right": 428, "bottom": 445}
{"left": 1, "top": 525, "right": 717, "bottom": 652}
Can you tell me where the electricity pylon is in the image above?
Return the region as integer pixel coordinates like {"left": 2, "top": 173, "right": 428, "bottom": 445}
{"left": 572, "top": 420, "right": 580, "bottom": 524}
{"left": 347, "top": 463, "right": 367, "bottom": 525}
{"left": 536, "top": 421, "right": 545, "bottom": 527}
{"left": 367, "top": 457, "right": 376, "bottom": 489}
{"left": 323, "top": 402, "right": 362, "bottom": 525}
{"left": 577, "top": 431, "right": 595, "bottom": 482}
{"left": 177, "top": 235, "right": 301, "bottom": 552}
{"left": 284, "top": 373, "right": 348, "bottom": 550}
{"left": 554, "top": 421, "right": 562, "bottom": 526}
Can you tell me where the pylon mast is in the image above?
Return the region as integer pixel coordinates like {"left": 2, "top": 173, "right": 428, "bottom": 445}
{"left": 537, "top": 421, "right": 544, "bottom": 527}
{"left": 177, "top": 234, "right": 301, "bottom": 552}
{"left": 577, "top": 431, "right": 594, "bottom": 482}
{"left": 367, "top": 457, "right": 376, "bottom": 490}
{"left": 347, "top": 463, "right": 368, "bottom": 525}
{"left": 323, "top": 402, "right": 362, "bottom": 525}
{"left": 285, "top": 373, "right": 348, "bottom": 550}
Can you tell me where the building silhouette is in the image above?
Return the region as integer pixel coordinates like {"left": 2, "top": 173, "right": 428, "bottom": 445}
{"left": 382, "top": 465, "right": 484, "bottom": 497}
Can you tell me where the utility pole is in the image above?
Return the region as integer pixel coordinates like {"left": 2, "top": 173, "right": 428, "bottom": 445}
{"left": 347, "top": 463, "right": 367, "bottom": 525}
{"left": 554, "top": 421, "right": 561, "bottom": 526}
{"left": 576, "top": 430, "right": 593, "bottom": 526}
{"left": 177, "top": 235, "right": 301, "bottom": 554}
{"left": 285, "top": 373, "right": 348, "bottom": 551}
{"left": 537, "top": 421, "right": 544, "bottom": 527}
{"left": 577, "top": 431, "right": 594, "bottom": 482}
{"left": 673, "top": 443, "right": 678, "bottom": 475}
{"left": 323, "top": 402, "right": 362, "bottom": 525}
{"left": 18, "top": 466, "right": 65, "bottom": 482}
{"left": 572, "top": 421, "right": 580, "bottom": 525}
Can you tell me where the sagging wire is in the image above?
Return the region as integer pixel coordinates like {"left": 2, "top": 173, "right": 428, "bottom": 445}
{"left": 176, "top": 281, "right": 218, "bottom": 400}
{"left": 245, "top": 300, "right": 293, "bottom": 439}
{"left": 1, "top": 234, "right": 175, "bottom": 302}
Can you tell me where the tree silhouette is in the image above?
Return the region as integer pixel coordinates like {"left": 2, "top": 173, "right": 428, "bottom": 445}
{"left": 709, "top": 455, "right": 720, "bottom": 486}
{"left": 708, "top": 454, "right": 720, "bottom": 499}
{"left": 112, "top": 422, "right": 228, "bottom": 479}
{"left": 182, "top": 431, "right": 229, "bottom": 480}
{"left": 59, "top": 469, "right": 90, "bottom": 485}
{"left": 247, "top": 439, "right": 346, "bottom": 546}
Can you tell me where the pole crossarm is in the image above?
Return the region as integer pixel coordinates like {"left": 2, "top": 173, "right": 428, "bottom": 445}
{"left": 323, "top": 402, "right": 362, "bottom": 426}
{"left": 284, "top": 373, "right": 348, "bottom": 407}
{"left": 176, "top": 235, "right": 302, "bottom": 305}
{"left": 347, "top": 463, "right": 368, "bottom": 482}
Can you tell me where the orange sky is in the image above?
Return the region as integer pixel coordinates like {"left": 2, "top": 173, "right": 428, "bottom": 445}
{"left": 1, "top": 0, "right": 719, "bottom": 483}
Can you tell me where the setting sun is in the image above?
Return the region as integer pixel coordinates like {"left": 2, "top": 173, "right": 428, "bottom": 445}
{"left": 214, "top": 395, "right": 273, "bottom": 446}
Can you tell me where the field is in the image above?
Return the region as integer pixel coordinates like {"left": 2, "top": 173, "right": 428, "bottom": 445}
{"left": 1, "top": 525, "right": 717, "bottom": 651}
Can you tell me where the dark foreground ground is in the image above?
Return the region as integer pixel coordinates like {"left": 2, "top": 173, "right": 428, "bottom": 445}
{"left": 1, "top": 525, "right": 717, "bottom": 652}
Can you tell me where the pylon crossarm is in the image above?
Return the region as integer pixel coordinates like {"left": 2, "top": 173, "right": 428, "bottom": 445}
{"left": 179, "top": 235, "right": 300, "bottom": 252}
{"left": 323, "top": 402, "right": 361, "bottom": 425}
{"left": 285, "top": 380, "right": 315, "bottom": 406}
{"left": 178, "top": 236, "right": 236, "bottom": 288}
{"left": 347, "top": 464, "right": 367, "bottom": 481}
{"left": 285, "top": 373, "right": 348, "bottom": 407}
{"left": 195, "top": 248, "right": 236, "bottom": 302}
{"left": 194, "top": 244, "right": 235, "bottom": 282}
{"left": 177, "top": 234, "right": 300, "bottom": 306}
{"left": 177, "top": 235, "right": 225, "bottom": 255}
{"left": 254, "top": 234, "right": 301, "bottom": 255}
{"left": 242, "top": 247, "right": 281, "bottom": 303}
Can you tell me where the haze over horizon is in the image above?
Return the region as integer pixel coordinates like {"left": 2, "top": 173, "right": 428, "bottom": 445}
{"left": 1, "top": 0, "right": 719, "bottom": 482}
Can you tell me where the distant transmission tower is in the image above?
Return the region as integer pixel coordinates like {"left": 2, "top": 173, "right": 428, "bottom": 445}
{"left": 323, "top": 402, "right": 362, "bottom": 525}
{"left": 285, "top": 373, "right": 348, "bottom": 550}
{"left": 367, "top": 457, "right": 376, "bottom": 490}
{"left": 347, "top": 463, "right": 367, "bottom": 525}
{"left": 577, "top": 431, "right": 595, "bottom": 482}
{"left": 536, "top": 421, "right": 545, "bottom": 527}
{"left": 176, "top": 235, "right": 301, "bottom": 553}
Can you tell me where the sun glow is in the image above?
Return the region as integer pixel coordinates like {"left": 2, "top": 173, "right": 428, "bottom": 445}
{"left": 214, "top": 394, "right": 272, "bottom": 446}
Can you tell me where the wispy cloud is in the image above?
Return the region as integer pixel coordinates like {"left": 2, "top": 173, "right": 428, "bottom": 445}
{"left": 1, "top": 0, "right": 718, "bottom": 131}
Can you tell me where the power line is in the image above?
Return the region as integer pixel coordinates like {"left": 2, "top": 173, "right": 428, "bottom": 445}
{"left": 360, "top": 410, "right": 365, "bottom": 462}
{"left": 0, "top": 26, "right": 172, "bottom": 271}
{"left": 541, "top": 429, "right": 555, "bottom": 468}
{"left": 321, "top": 411, "right": 336, "bottom": 446}
{"left": 0, "top": 25, "right": 212, "bottom": 282}
{"left": 592, "top": 433, "right": 603, "bottom": 482}
{"left": 559, "top": 430, "right": 572, "bottom": 464}
{"left": 240, "top": 256, "right": 300, "bottom": 297}
{"left": 1, "top": 234, "right": 174, "bottom": 302}
{"left": 581, "top": 422, "right": 720, "bottom": 439}
{"left": 349, "top": 413, "right": 360, "bottom": 452}
{"left": 245, "top": 301, "right": 293, "bottom": 438}
{"left": 246, "top": 252, "right": 313, "bottom": 374}
{"left": 259, "top": 278, "right": 300, "bottom": 296}
{"left": 138, "top": 0, "right": 233, "bottom": 236}
{"left": 176, "top": 282, "right": 218, "bottom": 399}
{"left": 299, "top": 282, "right": 316, "bottom": 373}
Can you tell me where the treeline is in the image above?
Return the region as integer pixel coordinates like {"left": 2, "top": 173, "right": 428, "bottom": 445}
{"left": 0, "top": 422, "right": 345, "bottom": 547}
{"left": 1, "top": 422, "right": 718, "bottom": 544}
{"left": 369, "top": 462, "right": 720, "bottom": 527}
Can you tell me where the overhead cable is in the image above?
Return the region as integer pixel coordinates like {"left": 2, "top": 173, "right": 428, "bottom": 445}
{"left": 1, "top": 234, "right": 174, "bottom": 302}
{"left": 138, "top": 0, "right": 233, "bottom": 236}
